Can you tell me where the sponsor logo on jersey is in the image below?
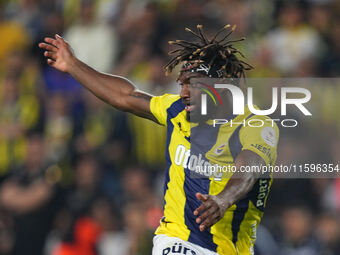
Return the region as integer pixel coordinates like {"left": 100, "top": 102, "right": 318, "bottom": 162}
{"left": 162, "top": 242, "right": 197, "bottom": 255}
{"left": 174, "top": 145, "right": 223, "bottom": 180}
{"left": 261, "top": 127, "right": 277, "bottom": 147}
{"left": 214, "top": 143, "right": 226, "bottom": 155}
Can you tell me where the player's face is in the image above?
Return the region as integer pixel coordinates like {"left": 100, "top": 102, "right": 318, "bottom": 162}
{"left": 178, "top": 72, "right": 209, "bottom": 121}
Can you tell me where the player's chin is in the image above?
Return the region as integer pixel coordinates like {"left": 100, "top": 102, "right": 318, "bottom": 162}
{"left": 186, "top": 108, "right": 200, "bottom": 122}
{"left": 185, "top": 104, "right": 198, "bottom": 112}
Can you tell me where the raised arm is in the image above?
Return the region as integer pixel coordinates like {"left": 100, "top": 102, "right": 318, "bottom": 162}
{"left": 39, "top": 34, "right": 157, "bottom": 122}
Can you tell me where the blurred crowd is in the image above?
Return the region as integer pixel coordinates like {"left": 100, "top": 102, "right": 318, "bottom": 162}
{"left": 0, "top": 0, "right": 340, "bottom": 255}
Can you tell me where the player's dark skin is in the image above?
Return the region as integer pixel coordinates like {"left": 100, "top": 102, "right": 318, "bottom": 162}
{"left": 39, "top": 35, "right": 265, "bottom": 232}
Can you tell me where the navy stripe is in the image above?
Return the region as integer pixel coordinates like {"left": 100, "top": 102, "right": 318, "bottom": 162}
{"left": 184, "top": 123, "right": 220, "bottom": 252}
{"left": 229, "top": 113, "right": 254, "bottom": 244}
{"left": 228, "top": 114, "right": 255, "bottom": 161}
{"left": 163, "top": 99, "right": 185, "bottom": 208}
{"left": 228, "top": 124, "right": 243, "bottom": 161}
{"left": 248, "top": 178, "right": 271, "bottom": 212}
{"left": 231, "top": 198, "right": 249, "bottom": 243}
{"left": 231, "top": 178, "right": 270, "bottom": 243}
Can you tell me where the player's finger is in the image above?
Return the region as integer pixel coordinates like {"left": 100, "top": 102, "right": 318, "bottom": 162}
{"left": 196, "top": 192, "right": 209, "bottom": 202}
{"left": 44, "top": 37, "right": 59, "bottom": 47}
{"left": 194, "top": 200, "right": 213, "bottom": 216}
{"left": 200, "top": 213, "right": 220, "bottom": 231}
{"left": 196, "top": 206, "right": 216, "bottom": 224}
{"left": 55, "top": 34, "right": 66, "bottom": 44}
{"left": 199, "top": 218, "right": 211, "bottom": 231}
{"left": 39, "top": 43, "right": 57, "bottom": 52}
{"left": 47, "top": 59, "right": 55, "bottom": 66}
{"left": 44, "top": 51, "right": 57, "bottom": 60}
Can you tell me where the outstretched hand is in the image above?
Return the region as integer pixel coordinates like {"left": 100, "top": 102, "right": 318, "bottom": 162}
{"left": 193, "top": 192, "right": 229, "bottom": 232}
{"left": 38, "top": 34, "right": 75, "bottom": 73}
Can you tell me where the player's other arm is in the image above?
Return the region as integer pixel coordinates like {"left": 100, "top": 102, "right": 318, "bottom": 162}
{"left": 39, "top": 35, "right": 157, "bottom": 122}
{"left": 194, "top": 150, "right": 264, "bottom": 232}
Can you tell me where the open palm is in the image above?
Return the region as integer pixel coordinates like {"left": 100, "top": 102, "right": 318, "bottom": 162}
{"left": 39, "top": 34, "right": 75, "bottom": 73}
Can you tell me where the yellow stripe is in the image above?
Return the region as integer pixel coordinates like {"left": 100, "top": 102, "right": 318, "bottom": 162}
{"left": 210, "top": 180, "right": 238, "bottom": 254}
{"left": 236, "top": 201, "right": 263, "bottom": 255}
{"left": 155, "top": 115, "right": 190, "bottom": 241}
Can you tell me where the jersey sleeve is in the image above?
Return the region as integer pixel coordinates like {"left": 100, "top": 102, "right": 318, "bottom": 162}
{"left": 239, "top": 116, "right": 279, "bottom": 166}
{"left": 150, "top": 94, "right": 181, "bottom": 126}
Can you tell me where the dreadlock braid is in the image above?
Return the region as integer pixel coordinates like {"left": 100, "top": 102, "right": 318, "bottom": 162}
{"left": 165, "top": 24, "right": 253, "bottom": 78}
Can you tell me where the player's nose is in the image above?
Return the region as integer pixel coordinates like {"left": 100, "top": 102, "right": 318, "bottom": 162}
{"left": 180, "top": 84, "right": 190, "bottom": 99}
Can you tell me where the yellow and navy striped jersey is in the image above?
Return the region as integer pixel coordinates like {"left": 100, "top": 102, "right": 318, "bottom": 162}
{"left": 150, "top": 94, "right": 279, "bottom": 255}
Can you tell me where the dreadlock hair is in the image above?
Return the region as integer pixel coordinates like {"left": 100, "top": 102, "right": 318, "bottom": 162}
{"left": 165, "top": 24, "right": 253, "bottom": 78}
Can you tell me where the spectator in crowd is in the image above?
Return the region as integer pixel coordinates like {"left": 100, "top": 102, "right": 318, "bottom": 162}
{"left": 123, "top": 202, "right": 154, "bottom": 255}
{"left": 50, "top": 155, "right": 105, "bottom": 255}
{"left": 0, "top": 134, "right": 61, "bottom": 255}
{"left": 44, "top": 93, "right": 73, "bottom": 163}
{"left": 3, "top": 0, "right": 43, "bottom": 42}
{"left": 315, "top": 213, "right": 340, "bottom": 255}
{"left": 93, "top": 197, "right": 129, "bottom": 255}
{"left": 64, "top": 0, "right": 117, "bottom": 73}
{"left": 0, "top": 7, "right": 30, "bottom": 63}
{"left": 0, "top": 69, "right": 42, "bottom": 175}
{"left": 279, "top": 205, "right": 323, "bottom": 255}
{"left": 262, "top": 2, "right": 322, "bottom": 75}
